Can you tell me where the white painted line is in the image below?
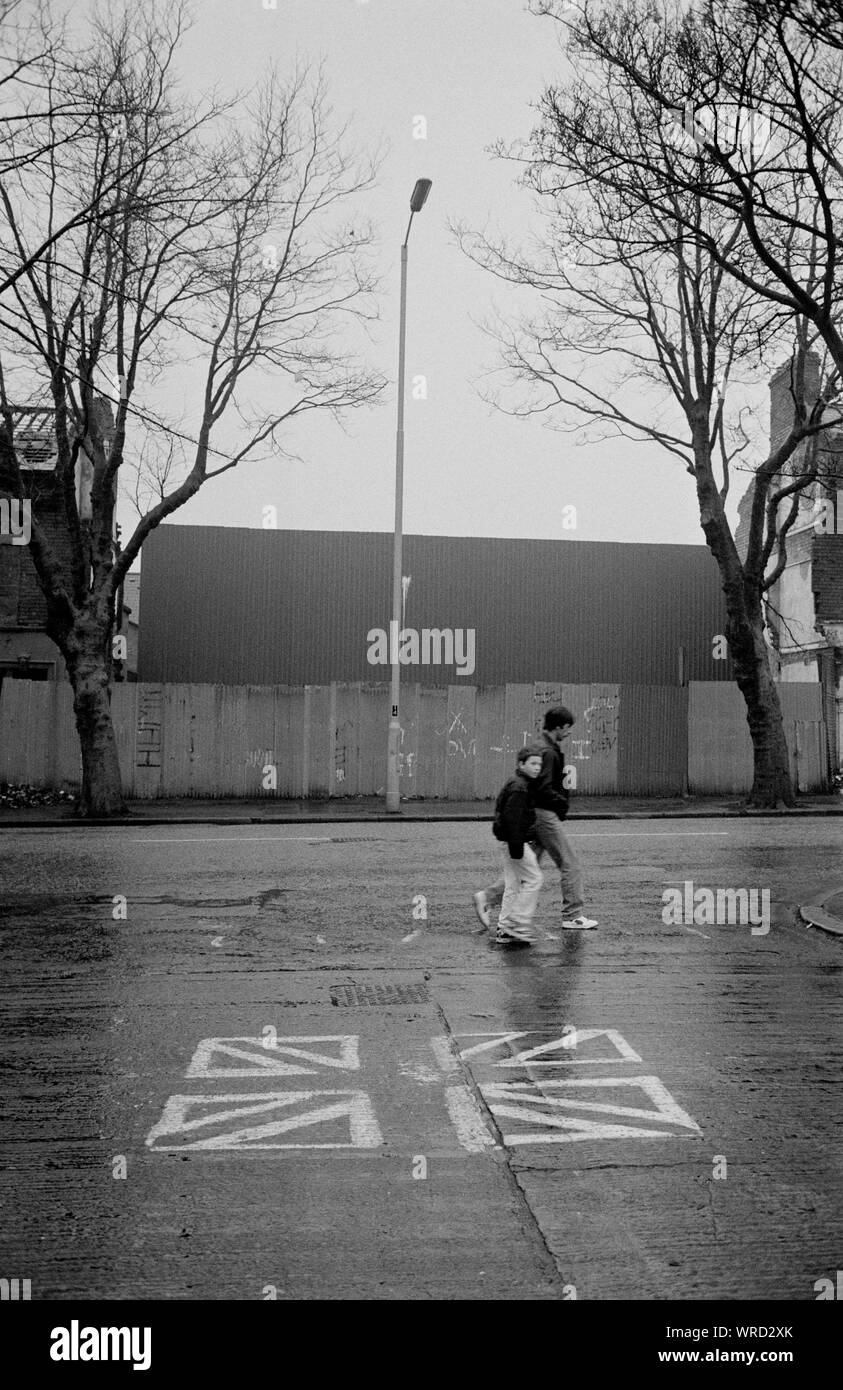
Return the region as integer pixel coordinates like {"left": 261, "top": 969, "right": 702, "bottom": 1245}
{"left": 131, "top": 835, "right": 333, "bottom": 844}
{"left": 185, "top": 1035, "right": 360, "bottom": 1079}
{"left": 682, "top": 926, "right": 711, "bottom": 940}
{"left": 429, "top": 1036, "right": 499, "bottom": 1151}
{"left": 458, "top": 1029, "right": 643, "bottom": 1066}
{"left": 398, "top": 1060, "right": 441, "bottom": 1085}
{"left": 570, "top": 831, "right": 730, "bottom": 838}
{"left": 481, "top": 1076, "right": 701, "bottom": 1146}
{"left": 508, "top": 1029, "right": 642, "bottom": 1067}
{"left": 146, "top": 1090, "right": 383, "bottom": 1149}
{"left": 458, "top": 1031, "right": 527, "bottom": 1061}
{"left": 429, "top": 1035, "right": 460, "bottom": 1075}
{"left": 443, "top": 1083, "right": 498, "bottom": 1152}
{"left": 127, "top": 830, "right": 730, "bottom": 844}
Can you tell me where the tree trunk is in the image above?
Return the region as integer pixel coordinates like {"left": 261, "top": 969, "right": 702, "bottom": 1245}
{"left": 729, "top": 608, "right": 796, "bottom": 808}
{"left": 695, "top": 450, "right": 796, "bottom": 809}
{"left": 67, "top": 654, "right": 126, "bottom": 816}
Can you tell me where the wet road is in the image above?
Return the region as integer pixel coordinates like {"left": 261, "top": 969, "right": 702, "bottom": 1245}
{"left": 1, "top": 816, "right": 841, "bottom": 1300}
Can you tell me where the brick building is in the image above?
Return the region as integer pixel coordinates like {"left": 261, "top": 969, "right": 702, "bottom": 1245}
{"left": 735, "top": 355, "right": 843, "bottom": 774}
{"left": 0, "top": 402, "right": 136, "bottom": 690}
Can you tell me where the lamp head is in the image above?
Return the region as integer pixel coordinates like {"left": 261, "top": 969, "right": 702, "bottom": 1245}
{"left": 410, "top": 179, "right": 432, "bottom": 212}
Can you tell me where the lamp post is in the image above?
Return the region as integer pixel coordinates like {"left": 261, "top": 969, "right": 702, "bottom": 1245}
{"left": 386, "top": 177, "right": 432, "bottom": 813}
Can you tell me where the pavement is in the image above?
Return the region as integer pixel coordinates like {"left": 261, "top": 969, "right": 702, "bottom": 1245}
{"left": 1, "top": 791, "right": 842, "bottom": 827}
{"left": 1, "top": 814, "right": 842, "bottom": 1302}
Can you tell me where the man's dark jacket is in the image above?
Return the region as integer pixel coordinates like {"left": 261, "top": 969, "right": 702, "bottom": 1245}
{"left": 533, "top": 731, "right": 570, "bottom": 820}
{"left": 492, "top": 771, "right": 536, "bottom": 860}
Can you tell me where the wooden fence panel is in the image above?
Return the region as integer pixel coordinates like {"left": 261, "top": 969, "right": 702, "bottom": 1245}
{"left": 618, "top": 685, "right": 688, "bottom": 796}
{"left": 242, "top": 685, "right": 278, "bottom": 800}
{"left": 357, "top": 684, "right": 387, "bottom": 796}
{"left": 0, "top": 675, "right": 830, "bottom": 800}
{"left": 688, "top": 683, "right": 753, "bottom": 793}
{"left": 332, "top": 683, "right": 360, "bottom": 797}
{"left": 111, "top": 684, "right": 138, "bottom": 797}
{"left": 134, "top": 684, "right": 163, "bottom": 798}
{"left": 416, "top": 686, "right": 448, "bottom": 797}
{"left": 274, "top": 687, "right": 306, "bottom": 797}
{"left": 0, "top": 680, "right": 39, "bottom": 783}
{"left": 795, "top": 720, "right": 825, "bottom": 792}
{"left": 303, "top": 685, "right": 333, "bottom": 797}
{"left": 474, "top": 686, "right": 507, "bottom": 799}
{"left": 503, "top": 685, "right": 535, "bottom": 761}
{"left": 566, "top": 684, "right": 618, "bottom": 795}
{"left": 445, "top": 685, "right": 477, "bottom": 799}
{"left": 689, "top": 681, "right": 826, "bottom": 793}
{"left": 398, "top": 683, "right": 420, "bottom": 800}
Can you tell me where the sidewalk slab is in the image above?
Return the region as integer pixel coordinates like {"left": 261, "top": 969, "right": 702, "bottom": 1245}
{"left": 1, "top": 792, "right": 842, "bottom": 829}
{"left": 799, "top": 885, "right": 843, "bottom": 937}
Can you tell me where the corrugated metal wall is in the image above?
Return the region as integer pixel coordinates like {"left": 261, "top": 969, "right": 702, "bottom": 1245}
{"left": 618, "top": 686, "right": 689, "bottom": 795}
{"left": 1, "top": 678, "right": 827, "bottom": 799}
{"left": 687, "top": 682, "right": 825, "bottom": 793}
{"left": 137, "top": 527, "right": 733, "bottom": 688}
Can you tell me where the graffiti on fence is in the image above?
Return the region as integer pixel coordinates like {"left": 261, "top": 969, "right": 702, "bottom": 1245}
{"left": 136, "top": 686, "right": 163, "bottom": 769}
{"left": 398, "top": 725, "right": 417, "bottom": 779}
{"left": 438, "top": 709, "right": 477, "bottom": 760}
{"left": 246, "top": 747, "right": 274, "bottom": 769}
{"left": 583, "top": 695, "right": 618, "bottom": 756}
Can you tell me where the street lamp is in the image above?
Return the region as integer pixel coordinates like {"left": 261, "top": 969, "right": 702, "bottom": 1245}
{"left": 386, "top": 178, "right": 432, "bottom": 813}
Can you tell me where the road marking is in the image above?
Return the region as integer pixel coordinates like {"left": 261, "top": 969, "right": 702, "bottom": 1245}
{"left": 444, "top": 1084, "right": 498, "bottom": 1152}
{"left": 128, "top": 830, "right": 729, "bottom": 844}
{"left": 146, "top": 1090, "right": 382, "bottom": 1149}
{"left": 569, "top": 831, "right": 730, "bottom": 838}
{"left": 430, "top": 1035, "right": 461, "bottom": 1075}
{"left": 185, "top": 1035, "right": 360, "bottom": 1078}
{"left": 130, "top": 835, "right": 333, "bottom": 844}
{"left": 398, "top": 1061, "right": 441, "bottom": 1085}
{"left": 481, "top": 1076, "right": 701, "bottom": 1145}
{"left": 429, "top": 1035, "right": 499, "bottom": 1152}
{"left": 457, "top": 1029, "right": 643, "bottom": 1066}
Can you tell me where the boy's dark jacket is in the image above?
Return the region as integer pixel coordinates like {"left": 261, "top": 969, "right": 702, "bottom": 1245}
{"left": 492, "top": 770, "right": 536, "bottom": 859}
{"left": 533, "top": 732, "right": 570, "bottom": 819}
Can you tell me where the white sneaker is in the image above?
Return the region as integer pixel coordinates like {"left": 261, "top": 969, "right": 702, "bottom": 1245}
{"left": 473, "top": 891, "right": 491, "bottom": 929}
{"left": 562, "top": 916, "right": 598, "bottom": 930}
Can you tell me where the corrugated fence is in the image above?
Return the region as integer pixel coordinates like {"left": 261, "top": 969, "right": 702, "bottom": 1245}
{"left": 0, "top": 678, "right": 827, "bottom": 799}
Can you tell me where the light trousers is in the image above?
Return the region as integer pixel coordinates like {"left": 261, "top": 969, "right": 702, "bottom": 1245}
{"left": 484, "top": 810, "right": 584, "bottom": 920}
{"left": 496, "top": 842, "right": 543, "bottom": 927}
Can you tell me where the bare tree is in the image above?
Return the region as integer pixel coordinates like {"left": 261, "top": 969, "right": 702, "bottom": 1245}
{"left": 459, "top": 0, "right": 843, "bottom": 805}
{"left": 0, "top": 4, "right": 383, "bottom": 815}
{"left": 539, "top": 0, "right": 843, "bottom": 372}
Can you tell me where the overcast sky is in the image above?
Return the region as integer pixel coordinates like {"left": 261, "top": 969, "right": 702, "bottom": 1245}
{"left": 121, "top": 0, "right": 768, "bottom": 548}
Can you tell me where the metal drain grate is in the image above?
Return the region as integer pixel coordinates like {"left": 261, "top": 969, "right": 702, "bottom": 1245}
{"left": 330, "top": 982, "right": 430, "bottom": 1007}
{"left": 324, "top": 836, "right": 390, "bottom": 844}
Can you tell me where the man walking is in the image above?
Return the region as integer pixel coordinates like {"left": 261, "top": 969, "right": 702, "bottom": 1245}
{"left": 474, "top": 704, "right": 598, "bottom": 932}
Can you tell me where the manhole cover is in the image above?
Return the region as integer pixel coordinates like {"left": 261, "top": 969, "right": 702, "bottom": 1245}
{"left": 330, "top": 982, "right": 430, "bottom": 1007}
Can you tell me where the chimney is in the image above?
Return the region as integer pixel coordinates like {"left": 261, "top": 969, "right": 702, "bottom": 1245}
{"left": 769, "top": 349, "right": 820, "bottom": 452}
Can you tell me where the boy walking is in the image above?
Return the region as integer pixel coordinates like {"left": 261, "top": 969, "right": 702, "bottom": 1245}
{"left": 487, "top": 744, "right": 545, "bottom": 944}
{"left": 474, "top": 705, "right": 598, "bottom": 932}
